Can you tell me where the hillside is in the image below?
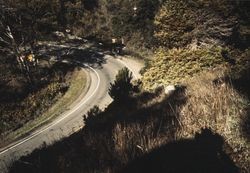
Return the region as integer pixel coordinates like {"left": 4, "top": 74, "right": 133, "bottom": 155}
{"left": 9, "top": 68, "right": 250, "bottom": 173}
{"left": 0, "top": 0, "right": 91, "bottom": 144}
{"left": 5, "top": 0, "right": 250, "bottom": 173}
{"left": 0, "top": 52, "right": 85, "bottom": 143}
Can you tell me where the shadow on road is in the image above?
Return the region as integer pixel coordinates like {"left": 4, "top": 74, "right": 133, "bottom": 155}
{"left": 35, "top": 40, "right": 110, "bottom": 69}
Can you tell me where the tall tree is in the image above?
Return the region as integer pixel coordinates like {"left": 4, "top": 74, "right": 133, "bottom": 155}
{"left": 0, "top": 5, "right": 39, "bottom": 83}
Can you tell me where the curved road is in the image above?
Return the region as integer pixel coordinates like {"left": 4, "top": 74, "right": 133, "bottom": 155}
{"left": 0, "top": 55, "right": 143, "bottom": 172}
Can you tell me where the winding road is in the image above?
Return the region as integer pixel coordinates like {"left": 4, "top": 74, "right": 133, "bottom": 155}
{"left": 0, "top": 51, "right": 143, "bottom": 173}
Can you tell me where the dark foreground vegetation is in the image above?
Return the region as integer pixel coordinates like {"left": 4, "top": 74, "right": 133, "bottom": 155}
{"left": 1, "top": 0, "right": 250, "bottom": 173}
{"left": 9, "top": 66, "right": 250, "bottom": 173}
{"left": 9, "top": 129, "right": 240, "bottom": 173}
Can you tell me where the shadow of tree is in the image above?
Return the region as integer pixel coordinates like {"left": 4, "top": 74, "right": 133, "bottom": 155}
{"left": 230, "top": 68, "right": 250, "bottom": 99}
{"left": 121, "top": 128, "right": 239, "bottom": 173}
{"left": 226, "top": 67, "right": 250, "bottom": 140}
{"left": 213, "top": 65, "right": 250, "bottom": 140}
{"left": 8, "top": 132, "right": 85, "bottom": 173}
{"left": 83, "top": 86, "right": 187, "bottom": 137}
{"left": 35, "top": 40, "right": 108, "bottom": 69}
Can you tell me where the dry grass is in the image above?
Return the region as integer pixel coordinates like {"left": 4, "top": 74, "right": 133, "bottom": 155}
{"left": 113, "top": 66, "right": 250, "bottom": 171}
{"left": 113, "top": 122, "right": 168, "bottom": 164}
{"left": 178, "top": 69, "right": 250, "bottom": 172}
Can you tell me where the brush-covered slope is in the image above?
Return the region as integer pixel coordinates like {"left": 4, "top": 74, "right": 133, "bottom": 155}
{"left": 142, "top": 0, "right": 250, "bottom": 90}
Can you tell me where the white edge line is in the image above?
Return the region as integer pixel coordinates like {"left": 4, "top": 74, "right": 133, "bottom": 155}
{"left": 0, "top": 64, "right": 100, "bottom": 155}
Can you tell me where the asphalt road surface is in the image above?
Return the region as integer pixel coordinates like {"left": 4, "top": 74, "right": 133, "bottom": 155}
{"left": 0, "top": 54, "right": 143, "bottom": 173}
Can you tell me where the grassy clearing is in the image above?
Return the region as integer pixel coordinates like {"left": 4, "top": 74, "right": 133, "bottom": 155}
{"left": 0, "top": 68, "right": 88, "bottom": 146}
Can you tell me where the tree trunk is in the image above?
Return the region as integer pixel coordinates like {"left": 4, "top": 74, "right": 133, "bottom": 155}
{"left": 58, "top": 0, "right": 67, "bottom": 27}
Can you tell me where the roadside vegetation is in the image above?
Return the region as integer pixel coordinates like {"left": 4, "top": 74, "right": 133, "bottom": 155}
{"left": 142, "top": 47, "right": 250, "bottom": 90}
{"left": 3, "top": 0, "right": 250, "bottom": 173}
{"left": 0, "top": 1, "right": 89, "bottom": 143}
{"left": 9, "top": 66, "right": 250, "bottom": 173}
{"left": 0, "top": 67, "right": 87, "bottom": 146}
{"left": 0, "top": 55, "right": 87, "bottom": 142}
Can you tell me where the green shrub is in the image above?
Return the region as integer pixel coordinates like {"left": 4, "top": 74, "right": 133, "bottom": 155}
{"left": 83, "top": 106, "right": 102, "bottom": 126}
{"left": 109, "top": 67, "right": 133, "bottom": 102}
{"left": 142, "top": 46, "right": 226, "bottom": 90}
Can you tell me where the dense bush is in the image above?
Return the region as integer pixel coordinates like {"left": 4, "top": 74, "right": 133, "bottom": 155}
{"left": 109, "top": 67, "right": 133, "bottom": 102}
{"left": 153, "top": 0, "right": 244, "bottom": 48}
{"left": 142, "top": 46, "right": 224, "bottom": 90}
{"left": 142, "top": 46, "right": 250, "bottom": 90}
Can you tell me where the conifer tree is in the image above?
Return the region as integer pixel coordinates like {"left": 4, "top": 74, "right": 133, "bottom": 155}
{"left": 109, "top": 67, "right": 133, "bottom": 102}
